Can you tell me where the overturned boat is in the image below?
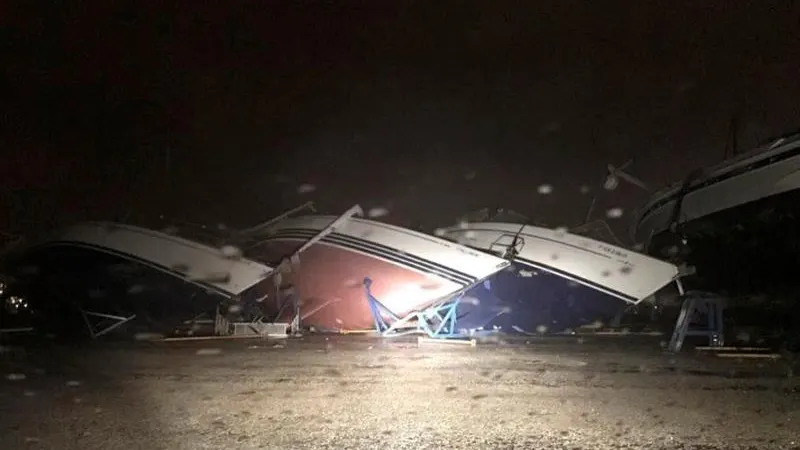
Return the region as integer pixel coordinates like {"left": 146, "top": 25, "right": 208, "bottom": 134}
{"left": 0, "top": 222, "right": 273, "bottom": 337}
{"left": 631, "top": 129, "right": 800, "bottom": 293}
{"left": 238, "top": 205, "right": 512, "bottom": 331}
{"left": 633, "top": 130, "right": 800, "bottom": 255}
{"left": 440, "top": 222, "right": 681, "bottom": 333}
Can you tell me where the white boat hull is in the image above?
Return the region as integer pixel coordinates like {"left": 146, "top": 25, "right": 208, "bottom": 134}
{"left": 1, "top": 222, "right": 274, "bottom": 337}
{"left": 244, "top": 215, "right": 511, "bottom": 330}
{"left": 33, "top": 222, "right": 272, "bottom": 296}
{"left": 633, "top": 133, "right": 800, "bottom": 246}
{"left": 440, "top": 223, "right": 680, "bottom": 332}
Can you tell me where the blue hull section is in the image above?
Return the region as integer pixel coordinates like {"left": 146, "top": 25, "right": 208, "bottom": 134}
{"left": 457, "top": 263, "right": 629, "bottom": 334}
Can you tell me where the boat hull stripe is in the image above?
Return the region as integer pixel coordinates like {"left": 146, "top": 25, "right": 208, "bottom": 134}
{"left": 514, "top": 256, "right": 638, "bottom": 303}
{"left": 259, "top": 229, "right": 478, "bottom": 286}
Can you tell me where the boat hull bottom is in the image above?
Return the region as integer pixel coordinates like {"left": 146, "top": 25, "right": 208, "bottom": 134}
{"left": 458, "top": 263, "right": 631, "bottom": 334}
{"left": 647, "top": 187, "right": 800, "bottom": 294}
{"left": 247, "top": 240, "right": 466, "bottom": 331}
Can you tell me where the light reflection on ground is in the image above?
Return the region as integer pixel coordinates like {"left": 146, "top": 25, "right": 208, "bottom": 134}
{"left": 1, "top": 335, "right": 798, "bottom": 450}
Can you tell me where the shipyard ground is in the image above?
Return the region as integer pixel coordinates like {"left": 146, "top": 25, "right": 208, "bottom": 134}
{"left": 1, "top": 334, "right": 798, "bottom": 450}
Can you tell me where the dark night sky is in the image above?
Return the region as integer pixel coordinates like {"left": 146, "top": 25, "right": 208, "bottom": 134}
{"left": 2, "top": 1, "right": 799, "bottom": 240}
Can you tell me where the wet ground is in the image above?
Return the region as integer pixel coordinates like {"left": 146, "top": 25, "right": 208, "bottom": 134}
{"left": 1, "top": 334, "right": 799, "bottom": 450}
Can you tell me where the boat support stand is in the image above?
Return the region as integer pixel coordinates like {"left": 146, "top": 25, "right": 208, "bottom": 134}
{"left": 363, "top": 277, "right": 467, "bottom": 340}
{"left": 668, "top": 290, "right": 726, "bottom": 352}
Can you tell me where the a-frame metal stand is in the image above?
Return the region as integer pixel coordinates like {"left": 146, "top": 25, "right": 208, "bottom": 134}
{"left": 668, "top": 291, "right": 726, "bottom": 352}
{"left": 363, "top": 277, "right": 466, "bottom": 339}
{"left": 272, "top": 286, "right": 301, "bottom": 336}
{"left": 79, "top": 309, "right": 136, "bottom": 339}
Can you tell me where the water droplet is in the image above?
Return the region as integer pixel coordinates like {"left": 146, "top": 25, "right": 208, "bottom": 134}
{"left": 161, "top": 226, "right": 179, "bottom": 235}
{"left": 554, "top": 226, "right": 568, "bottom": 237}
{"left": 194, "top": 272, "right": 231, "bottom": 283}
{"left": 606, "top": 207, "right": 624, "bottom": 219}
{"left": 367, "top": 207, "right": 389, "bottom": 218}
{"left": 736, "top": 331, "right": 751, "bottom": 343}
{"left": 536, "top": 325, "right": 548, "bottom": 334}
{"left": 171, "top": 263, "right": 190, "bottom": 274}
{"left": 420, "top": 281, "right": 441, "bottom": 290}
{"left": 196, "top": 348, "right": 222, "bottom": 356}
{"left": 66, "top": 380, "right": 81, "bottom": 387}
{"left": 587, "top": 320, "right": 604, "bottom": 329}
{"left": 537, "top": 184, "right": 553, "bottom": 195}
{"left": 297, "top": 184, "right": 316, "bottom": 194}
{"left": 434, "top": 228, "right": 446, "bottom": 236}
{"left": 6, "top": 373, "right": 26, "bottom": 381}
{"left": 134, "top": 332, "right": 164, "bottom": 341}
{"left": 462, "top": 296, "right": 480, "bottom": 305}
{"left": 127, "top": 284, "right": 145, "bottom": 294}
{"left": 343, "top": 278, "right": 361, "bottom": 288}
{"left": 228, "top": 304, "right": 242, "bottom": 314}
{"left": 579, "top": 185, "right": 591, "bottom": 194}
{"left": 464, "top": 230, "right": 477, "bottom": 239}
{"left": 220, "top": 245, "right": 242, "bottom": 259}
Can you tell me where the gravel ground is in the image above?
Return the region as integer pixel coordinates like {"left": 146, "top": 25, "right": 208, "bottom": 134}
{"left": 1, "top": 334, "right": 798, "bottom": 450}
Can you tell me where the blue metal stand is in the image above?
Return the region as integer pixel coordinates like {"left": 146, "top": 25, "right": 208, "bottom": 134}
{"left": 668, "top": 291, "right": 726, "bottom": 352}
{"left": 363, "top": 277, "right": 466, "bottom": 339}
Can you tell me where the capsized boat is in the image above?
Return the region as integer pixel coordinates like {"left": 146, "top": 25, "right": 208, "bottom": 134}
{"left": 0, "top": 222, "right": 273, "bottom": 336}
{"left": 631, "top": 129, "right": 800, "bottom": 293}
{"left": 440, "top": 222, "right": 681, "bottom": 333}
{"left": 632, "top": 130, "right": 800, "bottom": 256}
{"left": 239, "top": 205, "right": 512, "bottom": 331}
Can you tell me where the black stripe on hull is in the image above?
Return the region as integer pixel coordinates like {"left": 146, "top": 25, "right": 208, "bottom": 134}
{"left": 514, "top": 256, "right": 639, "bottom": 303}
{"left": 260, "top": 229, "right": 478, "bottom": 286}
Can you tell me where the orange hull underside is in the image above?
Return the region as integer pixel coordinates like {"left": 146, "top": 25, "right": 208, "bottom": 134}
{"left": 253, "top": 240, "right": 461, "bottom": 330}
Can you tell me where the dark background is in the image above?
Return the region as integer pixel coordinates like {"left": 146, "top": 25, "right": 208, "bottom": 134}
{"left": 3, "top": 1, "right": 798, "bottom": 240}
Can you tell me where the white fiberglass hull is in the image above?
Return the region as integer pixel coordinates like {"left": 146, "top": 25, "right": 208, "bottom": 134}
{"left": 243, "top": 214, "right": 511, "bottom": 330}
{"left": 633, "top": 132, "right": 800, "bottom": 247}
{"left": 441, "top": 223, "right": 680, "bottom": 333}
{"left": 1, "top": 222, "right": 274, "bottom": 336}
